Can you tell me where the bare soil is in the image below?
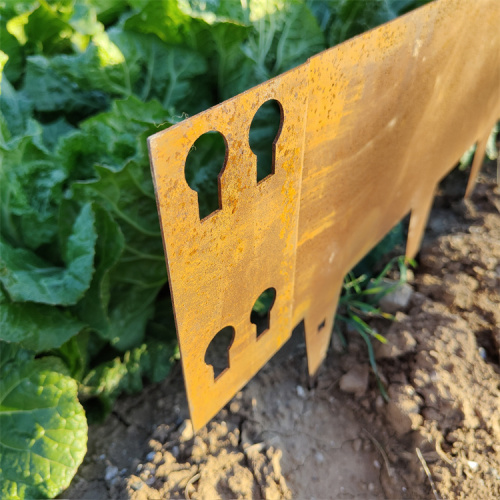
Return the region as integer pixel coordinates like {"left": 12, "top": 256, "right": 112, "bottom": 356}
{"left": 63, "top": 160, "right": 499, "bottom": 500}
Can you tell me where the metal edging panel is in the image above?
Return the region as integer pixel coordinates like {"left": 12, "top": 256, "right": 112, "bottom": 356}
{"left": 149, "top": 0, "right": 500, "bottom": 430}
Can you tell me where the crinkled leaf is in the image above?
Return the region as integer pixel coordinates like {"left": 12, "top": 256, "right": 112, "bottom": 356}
{"left": 55, "top": 331, "right": 93, "bottom": 382}
{"left": 22, "top": 55, "right": 109, "bottom": 116}
{"left": 74, "top": 163, "right": 162, "bottom": 239}
{"left": 6, "top": 1, "right": 72, "bottom": 54}
{"left": 182, "top": 0, "right": 250, "bottom": 23}
{"left": 46, "top": 32, "right": 131, "bottom": 98}
{"left": 2, "top": 151, "right": 65, "bottom": 249}
{"left": 57, "top": 96, "right": 171, "bottom": 182}
{"left": 67, "top": 141, "right": 167, "bottom": 350}
{"left": 219, "top": 0, "right": 325, "bottom": 98}
{"left": 104, "top": 284, "right": 159, "bottom": 351}
{"left": 124, "top": 0, "right": 251, "bottom": 103}
{"left": 0, "top": 77, "right": 33, "bottom": 140}
{"left": 109, "top": 29, "right": 209, "bottom": 112}
{"left": 56, "top": 98, "right": 169, "bottom": 354}
{"left": 56, "top": 127, "right": 120, "bottom": 183}
{"left": 41, "top": 117, "right": 75, "bottom": 151}
{"left": 49, "top": 29, "right": 210, "bottom": 113}
{"left": 0, "top": 343, "right": 87, "bottom": 499}
{"left": 5, "top": 0, "right": 104, "bottom": 55}
{"left": 0, "top": 287, "right": 85, "bottom": 352}
{"left": 82, "top": 95, "right": 172, "bottom": 134}
{"left": 192, "top": 20, "right": 250, "bottom": 102}
{"left": 67, "top": 99, "right": 169, "bottom": 250}
{"left": 267, "top": 1, "right": 325, "bottom": 73}
{"left": 173, "top": 3, "right": 252, "bottom": 102}
{"left": 67, "top": 2, "right": 103, "bottom": 38}
{"left": 0, "top": 113, "right": 66, "bottom": 249}
{"left": 87, "top": 0, "right": 129, "bottom": 25}
{"left": 124, "top": 0, "right": 194, "bottom": 45}
{"left": 0, "top": 203, "right": 97, "bottom": 305}
{"left": 145, "top": 339, "right": 179, "bottom": 383}
{"left": 80, "top": 338, "right": 177, "bottom": 418}
{"left": 73, "top": 205, "right": 125, "bottom": 336}
{"left": 326, "top": 0, "right": 430, "bottom": 46}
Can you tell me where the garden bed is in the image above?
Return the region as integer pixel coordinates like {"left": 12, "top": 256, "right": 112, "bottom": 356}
{"left": 64, "top": 161, "right": 499, "bottom": 500}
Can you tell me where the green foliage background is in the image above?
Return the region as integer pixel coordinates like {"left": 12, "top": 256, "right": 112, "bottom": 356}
{"left": 0, "top": 0, "right": 429, "bottom": 497}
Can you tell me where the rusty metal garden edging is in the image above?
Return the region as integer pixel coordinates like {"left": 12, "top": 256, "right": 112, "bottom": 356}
{"left": 148, "top": 0, "right": 500, "bottom": 430}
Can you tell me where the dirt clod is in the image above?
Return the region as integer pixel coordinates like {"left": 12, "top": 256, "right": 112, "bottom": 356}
{"left": 376, "top": 314, "right": 417, "bottom": 359}
{"left": 385, "top": 385, "right": 422, "bottom": 436}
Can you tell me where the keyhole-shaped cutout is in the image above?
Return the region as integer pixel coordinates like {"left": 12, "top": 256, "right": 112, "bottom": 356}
{"left": 185, "top": 131, "right": 227, "bottom": 220}
{"left": 205, "top": 326, "right": 235, "bottom": 380}
{"left": 251, "top": 288, "right": 277, "bottom": 338}
{"left": 249, "top": 100, "right": 283, "bottom": 183}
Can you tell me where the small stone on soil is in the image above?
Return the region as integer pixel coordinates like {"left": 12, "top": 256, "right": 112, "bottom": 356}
{"left": 179, "top": 419, "right": 194, "bottom": 441}
{"left": 105, "top": 465, "right": 119, "bottom": 482}
{"left": 229, "top": 401, "right": 240, "bottom": 413}
{"left": 352, "top": 438, "right": 362, "bottom": 452}
{"left": 339, "top": 365, "right": 369, "bottom": 394}
{"left": 468, "top": 461, "right": 479, "bottom": 471}
{"left": 379, "top": 282, "right": 414, "bottom": 314}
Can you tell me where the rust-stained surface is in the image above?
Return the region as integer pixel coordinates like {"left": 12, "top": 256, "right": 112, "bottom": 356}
{"left": 148, "top": 0, "right": 500, "bottom": 430}
{"left": 149, "top": 66, "right": 309, "bottom": 429}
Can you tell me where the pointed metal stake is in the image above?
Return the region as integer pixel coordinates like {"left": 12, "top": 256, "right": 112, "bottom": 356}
{"left": 465, "top": 130, "right": 492, "bottom": 199}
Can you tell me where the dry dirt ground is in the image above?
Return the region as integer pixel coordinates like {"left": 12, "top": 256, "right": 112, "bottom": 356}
{"left": 63, "top": 161, "right": 499, "bottom": 500}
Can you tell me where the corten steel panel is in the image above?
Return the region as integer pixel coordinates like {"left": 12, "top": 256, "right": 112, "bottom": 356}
{"left": 295, "top": 0, "right": 500, "bottom": 375}
{"left": 148, "top": 67, "right": 309, "bottom": 430}
{"left": 149, "top": 0, "right": 500, "bottom": 430}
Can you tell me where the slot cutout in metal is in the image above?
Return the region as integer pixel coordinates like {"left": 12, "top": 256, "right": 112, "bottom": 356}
{"left": 249, "top": 100, "right": 283, "bottom": 183}
{"left": 204, "top": 326, "right": 235, "bottom": 380}
{"left": 185, "top": 131, "right": 227, "bottom": 220}
{"left": 251, "top": 288, "right": 277, "bottom": 338}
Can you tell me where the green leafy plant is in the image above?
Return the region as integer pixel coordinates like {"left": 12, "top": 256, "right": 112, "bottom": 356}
{"left": 336, "top": 256, "right": 415, "bottom": 399}
{"left": 0, "top": 0, "right": 430, "bottom": 497}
